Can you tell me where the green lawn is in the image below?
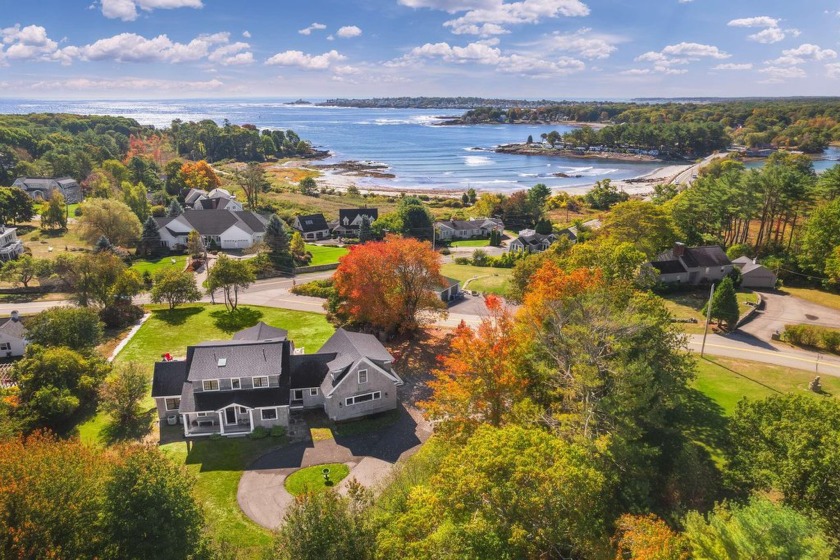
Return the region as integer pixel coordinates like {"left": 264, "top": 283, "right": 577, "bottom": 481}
{"left": 305, "top": 244, "right": 349, "bottom": 267}
{"left": 449, "top": 239, "right": 490, "bottom": 248}
{"left": 161, "top": 435, "right": 281, "bottom": 558}
{"left": 783, "top": 286, "right": 840, "bottom": 312}
{"left": 441, "top": 263, "right": 513, "bottom": 296}
{"left": 284, "top": 463, "right": 350, "bottom": 496}
{"left": 660, "top": 289, "right": 759, "bottom": 334}
{"left": 130, "top": 255, "right": 188, "bottom": 276}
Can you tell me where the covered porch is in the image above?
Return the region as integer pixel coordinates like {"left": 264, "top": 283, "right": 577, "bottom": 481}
{"left": 183, "top": 404, "right": 256, "bottom": 437}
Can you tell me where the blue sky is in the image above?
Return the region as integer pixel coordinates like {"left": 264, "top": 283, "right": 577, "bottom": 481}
{"left": 1, "top": 0, "right": 839, "bottom": 98}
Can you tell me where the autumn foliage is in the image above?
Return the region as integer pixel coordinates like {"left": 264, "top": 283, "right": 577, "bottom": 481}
{"left": 332, "top": 235, "right": 445, "bottom": 333}
{"left": 614, "top": 514, "right": 688, "bottom": 560}
{"left": 124, "top": 134, "right": 174, "bottom": 166}
{"left": 422, "top": 295, "right": 525, "bottom": 435}
{"left": 180, "top": 160, "right": 221, "bottom": 191}
{"left": 522, "top": 260, "right": 604, "bottom": 321}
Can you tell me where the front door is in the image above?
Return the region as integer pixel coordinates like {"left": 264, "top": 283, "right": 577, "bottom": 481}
{"left": 225, "top": 408, "right": 237, "bottom": 425}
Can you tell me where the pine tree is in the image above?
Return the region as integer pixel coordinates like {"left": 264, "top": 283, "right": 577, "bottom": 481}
{"left": 95, "top": 235, "right": 113, "bottom": 253}
{"left": 139, "top": 216, "right": 161, "bottom": 256}
{"left": 264, "top": 215, "right": 293, "bottom": 270}
{"left": 705, "top": 276, "right": 740, "bottom": 331}
{"left": 167, "top": 199, "right": 183, "bottom": 217}
{"left": 358, "top": 216, "right": 372, "bottom": 243}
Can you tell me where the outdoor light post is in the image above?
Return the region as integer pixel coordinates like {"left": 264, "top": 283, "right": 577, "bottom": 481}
{"left": 322, "top": 467, "right": 331, "bottom": 484}
{"left": 700, "top": 282, "right": 715, "bottom": 358}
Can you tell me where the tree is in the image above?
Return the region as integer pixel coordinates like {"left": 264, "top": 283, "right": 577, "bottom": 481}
{"left": 180, "top": 160, "right": 220, "bottom": 191}
{"left": 13, "top": 345, "right": 110, "bottom": 429}
{"left": 614, "top": 514, "right": 688, "bottom": 560}
{"left": 467, "top": 187, "right": 477, "bottom": 204}
{"left": 358, "top": 216, "right": 372, "bottom": 243}
{"left": 290, "top": 231, "right": 307, "bottom": 263}
{"left": 41, "top": 191, "right": 67, "bottom": 231}
{"left": 600, "top": 200, "right": 679, "bottom": 258}
{"left": 99, "top": 362, "right": 149, "bottom": 427}
{"left": 527, "top": 182, "right": 551, "bottom": 210}
{"left": 151, "top": 268, "right": 201, "bottom": 310}
{"left": 205, "top": 254, "right": 255, "bottom": 311}
{"left": 395, "top": 196, "right": 435, "bottom": 239}
{"left": 121, "top": 181, "right": 150, "bottom": 223}
{"left": 0, "top": 255, "right": 52, "bottom": 288}
{"left": 298, "top": 176, "right": 318, "bottom": 196}
{"left": 0, "top": 434, "right": 111, "bottom": 559}
{"left": 331, "top": 235, "right": 446, "bottom": 333}
{"left": 703, "top": 277, "right": 739, "bottom": 331}
{"left": 584, "top": 178, "right": 629, "bottom": 210}
{"left": 53, "top": 252, "right": 130, "bottom": 307}
{"left": 461, "top": 192, "right": 469, "bottom": 205}
{"left": 103, "top": 446, "right": 206, "bottom": 560}
{"left": 264, "top": 214, "right": 293, "bottom": 269}
{"left": 95, "top": 235, "right": 113, "bottom": 253}
{"left": 684, "top": 498, "right": 833, "bottom": 560}
{"left": 168, "top": 199, "right": 183, "bottom": 217}
{"left": 534, "top": 217, "right": 553, "bottom": 234}
{"left": 565, "top": 237, "right": 650, "bottom": 284}
{"left": 138, "top": 216, "right": 162, "bottom": 256}
{"left": 236, "top": 162, "right": 267, "bottom": 209}
{"left": 422, "top": 296, "right": 524, "bottom": 436}
{"left": 0, "top": 187, "right": 34, "bottom": 224}
{"left": 186, "top": 230, "right": 205, "bottom": 258}
{"left": 163, "top": 158, "right": 185, "bottom": 196}
{"left": 727, "top": 395, "right": 840, "bottom": 535}
{"left": 274, "top": 490, "right": 373, "bottom": 560}
{"left": 25, "top": 306, "right": 103, "bottom": 349}
{"left": 798, "top": 197, "right": 840, "bottom": 276}
{"left": 78, "top": 198, "right": 142, "bottom": 247}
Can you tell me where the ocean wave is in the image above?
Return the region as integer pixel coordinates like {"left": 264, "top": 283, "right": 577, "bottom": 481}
{"left": 463, "top": 155, "right": 494, "bottom": 166}
{"left": 518, "top": 173, "right": 540, "bottom": 177}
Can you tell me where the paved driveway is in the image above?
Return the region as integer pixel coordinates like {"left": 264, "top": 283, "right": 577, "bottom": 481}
{"left": 237, "top": 404, "right": 432, "bottom": 529}
{"left": 739, "top": 290, "right": 840, "bottom": 341}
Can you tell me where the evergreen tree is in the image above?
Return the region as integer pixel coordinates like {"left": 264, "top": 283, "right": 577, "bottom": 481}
{"left": 704, "top": 276, "right": 739, "bottom": 331}
{"left": 467, "top": 187, "right": 477, "bottom": 204}
{"left": 461, "top": 192, "right": 470, "bottom": 205}
{"left": 95, "top": 235, "right": 113, "bottom": 253}
{"left": 358, "top": 216, "right": 371, "bottom": 243}
{"left": 167, "top": 199, "right": 183, "bottom": 217}
{"left": 139, "top": 216, "right": 161, "bottom": 256}
{"left": 264, "top": 215, "right": 293, "bottom": 270}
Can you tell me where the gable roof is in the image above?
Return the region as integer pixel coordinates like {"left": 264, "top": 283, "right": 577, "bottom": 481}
{"left": 741, "top": 262, "right": 774, "bottom": 276}
{"left": 184, "top": 188, "right": 208, "bottom": 205}
{"left": 152, "top": 361, "right": 188, "bottom": 397}
{"left": 289, "top": 353, "right": 336, "bottom": 388}
{"left": 0, "top": 317, "right": 26, "bottom": 339}
{"left": 657, "top": 245, "right": 731, "bottom": 269}
{"left": 155, "top": 210, "right": 266, "bottom": 237}
{"left": 732, "top": 256, "right": 753, "bottom": 266}
{"left": 295, "top": 214, "right": 329, "bottom": 232}
{"left": 514, "top": 233, "right": 555, "bottom": 247}
{"left": 650, "top": 260, "right": 686, "bottom": 274}
{"left": 185, "top": 340, "right": 285, "bottom": 381}
{"left": 233, "top": 322, "right": 288, "bottom": 341}
{"left": 339, "top": 208, "right": 378, "bottom": 227}
{"left": 318, "top": 328, "right": 394, "bottom": 365}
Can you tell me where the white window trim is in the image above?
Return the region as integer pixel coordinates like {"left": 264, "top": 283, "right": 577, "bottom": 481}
{"left": 261, "top": 408, "right": 277, "bottom": 421}
{"left": 292, "top": 389, "right": 304, "bottom": 401}
{"left": 203, "top": 379, "right": 219, "bottom": 392}
{"left": 230, "top": 378, "right": 241, "bottom": 390}
{"left": 196, "top": 412, "right": 208, "bottom": 417}
{"left": 345, "top": 391, "right": 382, "bottom": 406}
{"left": 164, "top": 397, "right": 181, "bottom": 411}
{"left": 309, "top": 388, "right": 318, "bottom": 397}
{"left": 252, "top": 376, "right": 269, "bottom": 389}
{"left": 358, "top": 369, "right": 368, "bottom": 384}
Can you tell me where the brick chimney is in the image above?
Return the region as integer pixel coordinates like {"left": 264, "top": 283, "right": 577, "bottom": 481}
{"left": 673, "top": 242, "right": 686, "bottom": 258}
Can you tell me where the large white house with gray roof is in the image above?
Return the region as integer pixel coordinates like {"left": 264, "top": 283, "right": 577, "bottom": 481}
{"left": 153, "top": 209, "right": 267, "bottom": 250}
{"left": 152, "top": 323, "right": 403, "bottom": 437}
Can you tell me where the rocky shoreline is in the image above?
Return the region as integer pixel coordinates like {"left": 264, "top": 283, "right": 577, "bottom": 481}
{"left": 495, "top": 143, "right": 665, "bottom": 163}
{"left": 311, "top": 160, "right": 397, "bottom": 179}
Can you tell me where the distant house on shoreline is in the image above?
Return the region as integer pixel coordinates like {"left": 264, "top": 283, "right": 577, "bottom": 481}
{"left": 333, "top": 208, "right": 378, "bottom": 237}
{"left": 435, "top": 217, "right": 504, "bottom": 241}
{"left": 12, "top": 177, "right": 83, "bottom": 204}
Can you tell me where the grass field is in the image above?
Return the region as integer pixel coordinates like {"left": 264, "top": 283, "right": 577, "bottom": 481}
{"left": 449, "top": 239, "right": 490, "bottom": 248}
{"left": 441, "top": 263, "right": 513, "bottom": 296}
{"left": 130, "top": 255, "right": 187, "bottom": 276}
{"left": 782, "top": 286, "right": 840, "bottom": 312}
{"left": 16, "top": 223, "right": 89, "bottom": 259}
{"left": 304, "top": 244, "right": 348, "bottom": 266}
{"left": 284, "top": 463, "right": 350, "bottom": 496}
{"left": 660, "top": 289, "right": 759, "bottom": 334}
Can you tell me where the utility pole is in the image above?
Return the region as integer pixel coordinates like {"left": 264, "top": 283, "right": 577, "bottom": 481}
{"left": 700, "top": 282, "right": 715, "bottom": 358}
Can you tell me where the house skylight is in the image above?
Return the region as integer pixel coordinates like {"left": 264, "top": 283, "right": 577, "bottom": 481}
{"left": 218, "top": 358, "right": 227, "bottom": 367}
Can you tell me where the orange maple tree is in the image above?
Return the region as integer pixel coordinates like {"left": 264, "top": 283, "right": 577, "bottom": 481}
{"left": 180, "top": 160, "right": 221, "bottom": 191}
{"left": 125, "top": 134, "right": 174, "bottom": 166}
{"left": 613, "top": 514, "right": 688, "bottom": 560}
{"left": 421, "top": 295, "right": 525, "bottom": 434}
{"left": 332, "top": 235, "right": 445, "bottom": 333}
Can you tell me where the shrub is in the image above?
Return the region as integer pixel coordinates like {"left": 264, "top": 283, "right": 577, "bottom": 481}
{"left": 454, "top": 257, "right": 471, "bottom": 265}
{"left": 249, "top": 426, "right": 270, "bottom": 439}
{"left": 291, "top": 278, "right": 334, "bottom": 299}
{"left": 781, "top": 324, "right": 840, "bottom": 354}
{"left": 100, "top": 303, "right": 144, "bottom": 329}
{"left": 439, "top": 247, "right": 451, "bottom": 256}
{"left": 270, "top": 425, "right": 286, "bottom": 438}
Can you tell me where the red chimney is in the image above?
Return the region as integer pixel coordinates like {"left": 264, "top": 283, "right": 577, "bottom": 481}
{"left": 673, "top": 242, "right": 686, "bottom": 258}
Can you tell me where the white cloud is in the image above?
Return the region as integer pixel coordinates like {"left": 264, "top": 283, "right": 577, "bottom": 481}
{"left": 747, "top": 27, "right": 785, "bottom": 44}
{"left": 782, "top": 43, "right": 837, "bottom": 61}
{"left": 826, "top": 63, "right": 840, "bottom": 79}
{"left": 0, "top": 24, "right": 61, "bottom": 64}
{"left": 437, "top": 0, "right": 589, "bottom": 35}
{"left": 242, "top": 31, "right": 251, "bottom": 38}
{"left": 61, "top": 32, "right": 233, "bottom": 64}
{"left": 727, "top": 16, "right": 797, "bottom": 44}
{"left": 336, "top": 26, "right": 363, "bottom": 38}
{"left": 265, "top": 49, "right": 346, "bottom": 70}
{"left": 298, "top": 23, "right": 327, "bottom": 36}
{"left": 713, "top": 63, "right": 753, "bottom": 70}
{"left": 30, "top": 77, "right": 224, "bottom": 91}
{"left": 661, "top": 42, "right": 730, "bottom": 59}
{"left": 728, "top": 16, "right": 779, "bottom": 28}
{"left": 398, "top": 0, "right": 496, "bottom": 12}
{"left": 546, "top": 28, "right": 617, "bottom": 59}
{"left": 620, "top": 68, "right": 650, "bottom": 75}
{"left": 758, "top": 65, "right": 806, "bottom": 81}
{"left": 632, "top": 43, "right": 726, "bottom": 75}
{"left": 208, "top": 42, "right": 253, "bottom": 65}
{"left": 100, "top": 0, "right": 203, "bottom": 22}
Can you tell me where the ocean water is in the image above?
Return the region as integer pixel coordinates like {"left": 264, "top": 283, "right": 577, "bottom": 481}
{"left": 0, "top": 98, "right": 661, "bottom": 193}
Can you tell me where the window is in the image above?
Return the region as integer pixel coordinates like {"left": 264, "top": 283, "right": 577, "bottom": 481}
{"left": 309, "top": 388, "right": 318, "bottom": 397}
{"left": 164, "top": 398, "right": 180, "bottom": 411}
{"left": 202, "top": 379, "right": 219, "bottom": 391}
{"left": 238, "top": 406, "right": 248, "bottom": 415}
{"left": 217, "top": 358, "right": 227, "bottom": 367}
{"left": 261, "top": 408, "right": 277, "bottom": 420}
{"left": 252, "top": 376, "right": 269, "bottom": 388}
{"left": 292, "top": 389, "right": 304, "bottom": 401}
{"left": 196, "top": 412, "right": 208, "bottom": 417}
{"left": 231, "top": 378, "right": 241, "bottom": 390}
{"left": 0, "top": 343, "right": 9, "bottom": 351}
{"left": 345, "top": 391, "right": 382, "bottom": 406}
{"left": 358, "top": 369, "right": 368, "bottom": 384}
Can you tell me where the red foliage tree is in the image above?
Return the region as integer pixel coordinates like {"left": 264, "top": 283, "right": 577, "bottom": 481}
{"left": 613, "top": 514, "right": 688, "bottom": 560}
{"left": 332, "top": 235, "right": 446, "bottom": 333}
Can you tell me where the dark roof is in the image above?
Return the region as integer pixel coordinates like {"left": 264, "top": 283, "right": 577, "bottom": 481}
{"left": 557, "top": 227, "right": 578, "bottom": 241}
{"left": 295, "top": 214, "right": 329, "bottom": 232}
{"left": 319, "top": 328, "right": 393, "bottom": 364}
{"left": 515, "top": 233, "right": 555, "bottom": 246}
{"left": 234, "top": 211, "right": 267, "bottom": 234}
{"left": 439, "top": 276, "right": 460, "bottom": 289}
{"left": 152, "top": 361, "right": 188, "bottom": 397}
{"left": 156, "top": 210, "right": 266, "bottom": 236}
{"left": 184, "top": 188, "right": 207, "bottom": 205}
{"left": 658, "top": 245, "right": 731, "bottom": 269}
{"left": 338, "top": 208, "right": 378, "bottom": 227}
{"left": 185, "top": 340, "right": 285, "bottom": 381}
{"left": 0, "top": 316, "right": 26, "bottom": 339}
{"left": 289, "top": 353, "right": 336, "bottom": 388}
{"left": 650, "top": 260, "right": 686, "bottom": 274}
{"left": 184, "top": 387, "right": 288, "bottom": 412}
{"left": 437, "top": 219, "right": 482, "bottom": 231}
{"left": 233, "top": 322, "right": 288, "bottom": 341}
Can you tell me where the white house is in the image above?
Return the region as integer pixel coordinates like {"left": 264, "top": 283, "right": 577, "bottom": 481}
{"left": 436, "top": 217, "right": 505, "bottom": 241}
{"left": 0, "top": 226, "right": 24, "bottom": 262}
{"left": 153, "top": 210, "right": 267, "bottom": 250}
{"left": 293, "top": 214, "right": 331, "bottom": 241}
{"left": 0, "top": 311, "right": 27, "bottom": 358}
{"left": 509, "top": 230, "right": 557, "bottom": 253}
{"left": 186, "top": 187, "right": 244, "bottom": 212}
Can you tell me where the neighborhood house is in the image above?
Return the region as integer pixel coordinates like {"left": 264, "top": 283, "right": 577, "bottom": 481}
{"left": 435, "top": 218, "right": 505, "bottom": 240}
{"left": 153, "top": 210, "right": 267, "bottom": 250}
{"left": 649, "top": 243, "right": 734, "bottom": 285}
{"left": 333, "top": 208, "right": 378, "bottom": 237}
{"left": 732, "top": 256, "right": 778, "bottom": 289}
{"left": 0, "top": 226, "right": 24, "bottom": 262}
{"left": 12, "top": 177, "right": 83, "bottom": 204}
{"left": 183, "top": 187, "right": 244, "bottom": 212}
{"left": 151, "top": 323, "right": 403, "bottom": 437}
{"left": 293, "top": 214, "right": 331, "bottom": 241}
{"left": 0, "top": 311, "right": 27, "bottom": 359}
{"left": 509, "top": 229, "right": 558, "bottom": 253}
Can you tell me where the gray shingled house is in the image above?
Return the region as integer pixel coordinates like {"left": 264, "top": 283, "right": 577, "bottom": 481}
{"left": 648, "top": 243, "right": 734, "bottom": 285}
{"left": 12, "top": 177, "right": 83, "bottom": 203}
{"left": 152, "top": 323, "right": 403, "bottom": 436}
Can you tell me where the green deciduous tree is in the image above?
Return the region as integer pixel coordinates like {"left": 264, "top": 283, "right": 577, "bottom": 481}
{"left": 25, "top": 306, "right": 103, "bottom": 349}
{"left": 53, "top": 252, "right": 132, "bottom": 308}
{"left": 0, "top": 255, "right": 52, "bottom": 288}
{"left": 150, "top": 268, "right": 201, "bottom": 310}
{"left": 41, "top": 191, "right": 67, "bottom": 231}
{"left": 236, "top": 162, "right": 268, "bottom": 209}
{"left": 601, "top": 200, "right": 679, "bottom": 258}
{"left": 0, "top": 187, "right": 34, "bottom": 224}
{"left": 206, "top": 254, "right": 255, "bottom": 311}
{"left": 298, "top": 176, "right": 317, "bottom": 196}
{"left": 78, "top": 198, "right": 142, "bottom": 247}
{"left": 99, "top": 362, "right": 149, "bottom": 428}
{"left": 798, "top": 197, "right": 840, "bottom": 276}
{"left": 584, "top": 178, "right": 629, "bottom": 210}
{"left": 684, "top": 497, "right": 833, "bottom": 560}
{"left": 122, "top": 181, "right": 150, "bottom": 223}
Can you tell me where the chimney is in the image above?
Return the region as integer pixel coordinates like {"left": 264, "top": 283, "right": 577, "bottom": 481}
{"left": 673, "top": 242, "right": 685, "bottom": 258}
{"left": 10, "top": 310, "right": 19, "bottom": 322}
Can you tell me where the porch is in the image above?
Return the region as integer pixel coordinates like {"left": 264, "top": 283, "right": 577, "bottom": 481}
{"left": 183, "top": 405, "right": 255, "bottom": 438}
